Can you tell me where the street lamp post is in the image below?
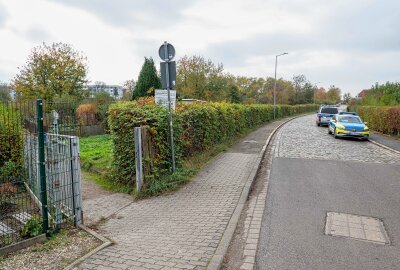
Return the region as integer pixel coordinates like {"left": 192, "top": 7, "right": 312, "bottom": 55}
{"left": 314, "top": 82, "right": 321, "bottom": 104}
{"left": 273, "top": 52, "right": 288, "bottom": 119}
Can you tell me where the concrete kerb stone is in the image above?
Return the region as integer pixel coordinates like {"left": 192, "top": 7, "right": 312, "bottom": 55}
{"left": 0, "top": 234, "right": 47, "bottom": 257}
{"left": 368, "top": 139, "right": 400, "bottom": 155}
{"left": 63, "top": 225, "right": 112, "bottom": 270}
{"left": 206, "top": 114, "right": 309, "bottom": 270}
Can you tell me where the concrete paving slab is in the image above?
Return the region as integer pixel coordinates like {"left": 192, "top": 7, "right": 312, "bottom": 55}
{"left": 325, "top": 212, "right": 389, "bottom": 244}
{"left": 0, "top": 222, "right": 15, "bottom": 236}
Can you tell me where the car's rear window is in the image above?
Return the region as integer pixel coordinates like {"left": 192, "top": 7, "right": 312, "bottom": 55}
{"left": 321, "top": 107, "right": 338, "bottom": 114}
{"left": 338, "top": 116, "right": 362, "bottom": 124}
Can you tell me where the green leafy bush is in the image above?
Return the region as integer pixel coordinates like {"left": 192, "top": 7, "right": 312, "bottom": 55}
{"left": 20, "top": 216, "right": 42, "bottom": 238}
{"left": 0, "top": 161, "right": 20, "bottom": 182}
{"left": 355, "top": 106, "right": 400, "bottom": 136}
{"left": 0, "top": 104, "right": 23, "bottom": 173}
{"left": 108, "top": 101, "right": 318, "bottom": 190}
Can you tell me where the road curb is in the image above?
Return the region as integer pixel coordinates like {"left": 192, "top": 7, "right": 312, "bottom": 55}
{"left": 206, "top": 114, "right": 304, "bottom": 270}
{"left": 369, "top": 139, "right": 400, "bottom": 155}
{"left": 63, "top": 225, "right": 112, "bottom": 270}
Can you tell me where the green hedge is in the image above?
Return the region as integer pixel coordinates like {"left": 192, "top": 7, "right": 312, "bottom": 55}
{"left": 355, "top": 106, "right": 400, "bottom": 135}
{"left": 0, "top": 103, "right": 23, "bottom": 182}
{"left": 108, "top": 102, "right": 318, "bottom": 187}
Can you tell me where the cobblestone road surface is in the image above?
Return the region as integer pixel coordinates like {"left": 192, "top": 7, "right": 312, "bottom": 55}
{"left": 275, "top": 115, "right": 400, "bottom": 164}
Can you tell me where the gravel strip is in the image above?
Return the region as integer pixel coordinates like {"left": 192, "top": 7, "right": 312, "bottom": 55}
{"left": 0, "top": 227, "right": 101, "bottom": 270}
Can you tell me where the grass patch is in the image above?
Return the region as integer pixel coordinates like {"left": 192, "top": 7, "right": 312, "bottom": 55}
{"left": 79, "top": 134, "right": 113, "bottom": 174}
{"left": 80, "top": 135, "right": 132, "bottom": 193}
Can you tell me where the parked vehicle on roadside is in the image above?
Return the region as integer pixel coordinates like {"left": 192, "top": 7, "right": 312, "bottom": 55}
{"left": 338, "top": 112, "right": 357, "bottom": 116}
{"left": 316, "top": 106, "right": 339, "bottom": 126}
{"left": 328, "top": 114, "right": 369, "bottom": 140}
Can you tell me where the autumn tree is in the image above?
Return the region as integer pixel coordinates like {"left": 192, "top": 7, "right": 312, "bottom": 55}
{"left": 231, "top": 76, "right": 266, "bottom": 104}
{"left": 327, "top": 85, "right": 341, "bottom": 104}
{"left": 176, "top": 55, "right": 226, "bottom": 100}
{"left": 342, "top": 92, "right": 352, "bottom": 104}
{"left": 132, "top": 57, "right": 161, "bottom": 100}
{"left": 175, "top": 54, "right": 340, "bottom": 105}
{"left": 315, "top": 87, "right": 328, "bottom": 104}
{"left": 122, "top": 79, "right": 135, "bottom": 100}
{"left": 276, "top": 79, "right": 296, "bottom": 104}
{"left": 13, "top": 42, "right": 88, "bottom": 101}
{"left": 228, "top": 84, "right": 241, "bottom": 103}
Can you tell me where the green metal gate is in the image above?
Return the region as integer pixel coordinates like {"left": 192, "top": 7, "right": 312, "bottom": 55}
{"left": 0, "top": 99, "right": 82, "bottom": 249}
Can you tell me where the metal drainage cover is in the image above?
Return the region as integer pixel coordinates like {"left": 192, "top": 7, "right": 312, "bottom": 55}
{"left": 325, "top": 212, "right": 390, "bottom": 244}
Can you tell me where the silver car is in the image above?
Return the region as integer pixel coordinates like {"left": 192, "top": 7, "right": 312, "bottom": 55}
{"left": 316, "top": 106, "right": 339, "bottom": 126}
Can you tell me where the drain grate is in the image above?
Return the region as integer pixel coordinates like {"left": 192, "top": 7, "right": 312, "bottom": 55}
{"left": 325, "top": 212, "right": 390, "bottom": 244}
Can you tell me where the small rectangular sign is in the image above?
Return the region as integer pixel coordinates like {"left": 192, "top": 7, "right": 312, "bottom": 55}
{"left": 155, "top": 89, "right": 176, "bottom": 110}
{"left": 160, "top": 61, "right": 176, "bottom": 89}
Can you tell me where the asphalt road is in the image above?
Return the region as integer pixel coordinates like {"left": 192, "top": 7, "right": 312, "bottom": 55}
{"left": 256, "top": 115, "right": 400, "bottom": 270}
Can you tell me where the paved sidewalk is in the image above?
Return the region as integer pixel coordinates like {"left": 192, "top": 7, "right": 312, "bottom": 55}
{"left": 370, "top": 131, "right": 400, "bottom": 152}
{"left": 81, "top": 175, "right": 132, "bottom": 226}
{"left": 74, "top": 118, "right": 287, "bottom": 270}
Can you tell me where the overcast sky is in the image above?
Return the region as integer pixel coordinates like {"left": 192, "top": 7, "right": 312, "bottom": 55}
{"left": 0, "top": 0, "right": 399, "bottom": 96}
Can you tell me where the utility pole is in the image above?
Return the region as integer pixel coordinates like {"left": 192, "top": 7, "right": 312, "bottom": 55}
{"left": 273, "top": 52, "right": 288, "bottom": 119}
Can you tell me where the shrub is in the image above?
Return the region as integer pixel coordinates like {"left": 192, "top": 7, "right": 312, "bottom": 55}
{"left": 355, "top": 106, "right": 400, "bottom": 135}
{"left": 108, "top": 101, "right": 318, "bottom": 189}
{"left": 20, "top": 216, "right": 42, "bottom": 238}
{"left": 76, "top": 103, "right": 97, "bottom": 125}
{"left": 0, "top": 104, "right": 23, "bottom": 170}
{"left": 0, "top": 161, "right": 20, "bottom": 183}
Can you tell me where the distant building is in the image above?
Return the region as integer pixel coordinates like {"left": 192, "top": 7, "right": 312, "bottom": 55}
{"left": 356, "top": 89, "right": 369, "bottom": 99}
{"left": 0, "top": 83, "right": 16, "bottom": 100}
{"left": 87, "top": 85, "right": 123, "bottom": 99}
{"left": 9, "top": 88, "right": 17, "bottom": 100}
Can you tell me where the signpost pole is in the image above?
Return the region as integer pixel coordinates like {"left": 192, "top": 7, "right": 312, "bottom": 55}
{"left": 164, "top": 42, "right": 176, "bottom": 173}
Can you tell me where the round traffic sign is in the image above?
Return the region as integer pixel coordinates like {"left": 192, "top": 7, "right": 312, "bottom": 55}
{"left": 159, "top": 42, "right": 175, "bottom": 61}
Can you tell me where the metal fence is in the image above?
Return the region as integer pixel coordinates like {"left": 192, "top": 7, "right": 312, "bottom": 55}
{"left": 0, "top": 99, "right": 82, "bottom": 249}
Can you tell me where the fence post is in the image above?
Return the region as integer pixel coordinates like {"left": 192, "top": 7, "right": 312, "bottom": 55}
{"left": 37, "top": 99, "right": 49, "bottom": 236}
{"left": 135, "top": 127, "right": 143, "bottom": 192}
{"left": 69, "top": 136, "right": 82, "bottom": 225}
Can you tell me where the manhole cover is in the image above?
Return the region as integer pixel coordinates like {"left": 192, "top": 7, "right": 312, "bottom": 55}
{"left": 325, "top": 212, "right": 390, "bottom": 244}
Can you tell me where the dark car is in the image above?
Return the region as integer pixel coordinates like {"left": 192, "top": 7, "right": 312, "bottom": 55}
{"left": 316, "top": 106, "right": 339, "bottom": 126}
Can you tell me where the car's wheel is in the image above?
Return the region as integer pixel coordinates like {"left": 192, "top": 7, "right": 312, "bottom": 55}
{"left": 328, "top": 128, "right": 332, "bottom": 134}
{"left": 317, "top": 122, "right": 321, "bottom": 127}
{"left": 334, "top": 128, "right": 338, "bottom": 139}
